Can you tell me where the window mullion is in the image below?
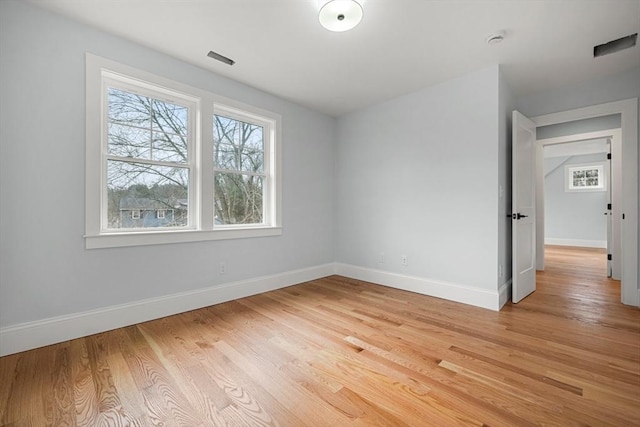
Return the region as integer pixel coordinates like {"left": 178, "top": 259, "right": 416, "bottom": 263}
{"left": 200, "top": 100, "right": 215, "bottom": 230}
{"left": 148, "top": 101, "right": 154, "bottom": 164}
{"left": 263, "top": 123, "right": 272, "bottom": 225}
{"left": 98, "top": 78, "right": 110, "bottom": 233}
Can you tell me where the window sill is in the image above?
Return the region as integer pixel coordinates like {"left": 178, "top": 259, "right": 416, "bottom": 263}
{"left": 85, "top": 227, "right": 282, "bottom": 249}
{"left": 565, "top": 188, "right": 606, "bottom": 193}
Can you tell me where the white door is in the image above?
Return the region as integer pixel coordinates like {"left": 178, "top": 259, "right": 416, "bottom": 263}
{"left": 512, "top": 111, "right": 536, "bottom": 303}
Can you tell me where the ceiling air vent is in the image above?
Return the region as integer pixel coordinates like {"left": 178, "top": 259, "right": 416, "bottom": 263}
{"left": 593, "top": 33, "right": 637, "bottom": 58}
{"left": 207, "top": 50, "right": 235, "bottom": 66}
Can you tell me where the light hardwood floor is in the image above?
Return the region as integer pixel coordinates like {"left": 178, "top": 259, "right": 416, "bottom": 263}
{"left": 1, "top": 246, "right": 639, "bottom": 426}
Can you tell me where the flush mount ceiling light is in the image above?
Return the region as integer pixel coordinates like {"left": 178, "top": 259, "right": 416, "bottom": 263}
{"left": 319, "top": 0, "right": 363, "bottom": 32}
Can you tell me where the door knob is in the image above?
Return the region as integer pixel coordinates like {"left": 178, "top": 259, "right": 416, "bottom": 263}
{"left": 512, "top": 213, "right": 528, "bottom": 220}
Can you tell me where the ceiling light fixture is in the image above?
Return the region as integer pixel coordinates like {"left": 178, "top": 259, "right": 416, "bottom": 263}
{"left": 319, "top": 0, "right": 363, "bottom": 32}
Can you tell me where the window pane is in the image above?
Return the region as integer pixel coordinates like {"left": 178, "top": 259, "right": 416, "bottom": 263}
{"left": 108, "top": 88, "right": 150, "bottom": 128}
{"left": 152, "top": 133, "right": 188, "bottom": 162}
{"left": 152, "top": 99, "right": 188, "bottom": 136}
{"left": 214, "top": 115, "right": 264, "bottom": 172}
{"left": 214, "top": 172, "right": 263, "bottom": 225}
{"left": 108, "top": 87, "right": 188, "bottom": 163}
{"left": 107, "top": 160, "right": 189, "bottom": 229}
{"left": 108, "top": 123, "right": 151, "bottom": 159}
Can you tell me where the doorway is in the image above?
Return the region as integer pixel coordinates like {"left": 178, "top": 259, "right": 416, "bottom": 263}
{"left": 529, "top": 98, "right": 638, "bottom": 306}
{"left": 539, "top": 131, "right": 620, "bottom": 279}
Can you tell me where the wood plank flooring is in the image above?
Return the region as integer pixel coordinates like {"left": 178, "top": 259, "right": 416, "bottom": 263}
{"left": 1, "top": 246, "right": 639, "bottom": 426}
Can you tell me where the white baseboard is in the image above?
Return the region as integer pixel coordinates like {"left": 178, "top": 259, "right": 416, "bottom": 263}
{"left": 335, "top": 263, "right": 502, "bottom": 311}
{"left": 498, "top": 279, "right": 512, "bottom": 309}
{"left": 0, "top": 263, "right": 511, "bottom": 356}
{"left": 0, "top": 264, "right": 335, "bottom": 357}
{"left": 545, "top": 238, "right": 607, "bottom": 248}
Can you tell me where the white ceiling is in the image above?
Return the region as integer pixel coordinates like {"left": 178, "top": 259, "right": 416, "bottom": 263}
{"left": 25, "top": 0, "right": 640, "bottom": 117}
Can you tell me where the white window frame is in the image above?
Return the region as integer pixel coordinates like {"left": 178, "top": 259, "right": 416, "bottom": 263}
{"left": 131, "top": 210, "right": 141, "bottom": 220}
{"left": 102, "top": 73, "right": 199, "bottom": 232}
{"left": 85, "top": 54, "right": 282, "bottom": 249}
{"left": 213, "top": 105, "right": 276, "bottom": 229}
{"left": 157, "top": 210, "right": 166, "bottom": 219}
{"left": 565, "top": 163, "right": 606, "bottom": 192}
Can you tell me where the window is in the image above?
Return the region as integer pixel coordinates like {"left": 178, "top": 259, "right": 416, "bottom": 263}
{"left": 565, "top": 163, "right": 605, "bottom": 192}
{"left": 105, "top": 82, "right": 195, "bottom": 230}
{"left": 213, "top": 108, "right": 273, "bottom": 226}
{"left": 86, "top": 54, "right": 281, "bottom": 248}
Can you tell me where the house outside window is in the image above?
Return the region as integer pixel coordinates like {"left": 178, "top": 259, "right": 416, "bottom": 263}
{"left": 85, "top": 54, "right": 282, "bottom": 248}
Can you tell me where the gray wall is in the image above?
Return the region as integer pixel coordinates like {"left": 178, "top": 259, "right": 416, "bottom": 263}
{"left": 538, "top": 114, "right": 621, "bottom": 140}
{"left": 499, "top": 69, "right": 516, "bottom": 285}
{"left": 335, "top": 65, "right": 504, "bottom": 292}
{"left": 544, "top": 154, "right": 608, "bottom": 245}
{"left": 517, "top": 67, "right": 640, "bottom": 117}
{"left": 0, "top": 0, "right": 336, "bottom": 327}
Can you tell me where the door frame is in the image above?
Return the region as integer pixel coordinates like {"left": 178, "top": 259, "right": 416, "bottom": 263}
{"left": 531, "top": 98, "right": 638, "bottom": 306}
{"left": 537, "top": 129, "right": 621, "bottom": 279}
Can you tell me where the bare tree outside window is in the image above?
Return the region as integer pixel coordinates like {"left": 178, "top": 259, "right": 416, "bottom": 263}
{"left": 106, "top": 87, "right": 267, "bottom": 229}
{"left": 566, "top": 164, "right": 605, "bottom": 192}
{"left": 214, "top": 114, "right": 265, "bottom": 225}
{"left": 106, "top": 88, "right": 190, "bottom": 229}
{"left": 572, "top": 168, "right": 599, "bottom": 187}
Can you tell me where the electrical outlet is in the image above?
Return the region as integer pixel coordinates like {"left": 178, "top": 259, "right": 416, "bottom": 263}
{"left": 379, "top": 252, "right": 385, "bottom": 263}
{"left": 401, "top": 255, "right": 408, "bottom": 266}
{"left": 499, "top": 264, "right": 504, "bottom": 278}
{"left": 219, "top": 261, "right": 227, "bottom": 275}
